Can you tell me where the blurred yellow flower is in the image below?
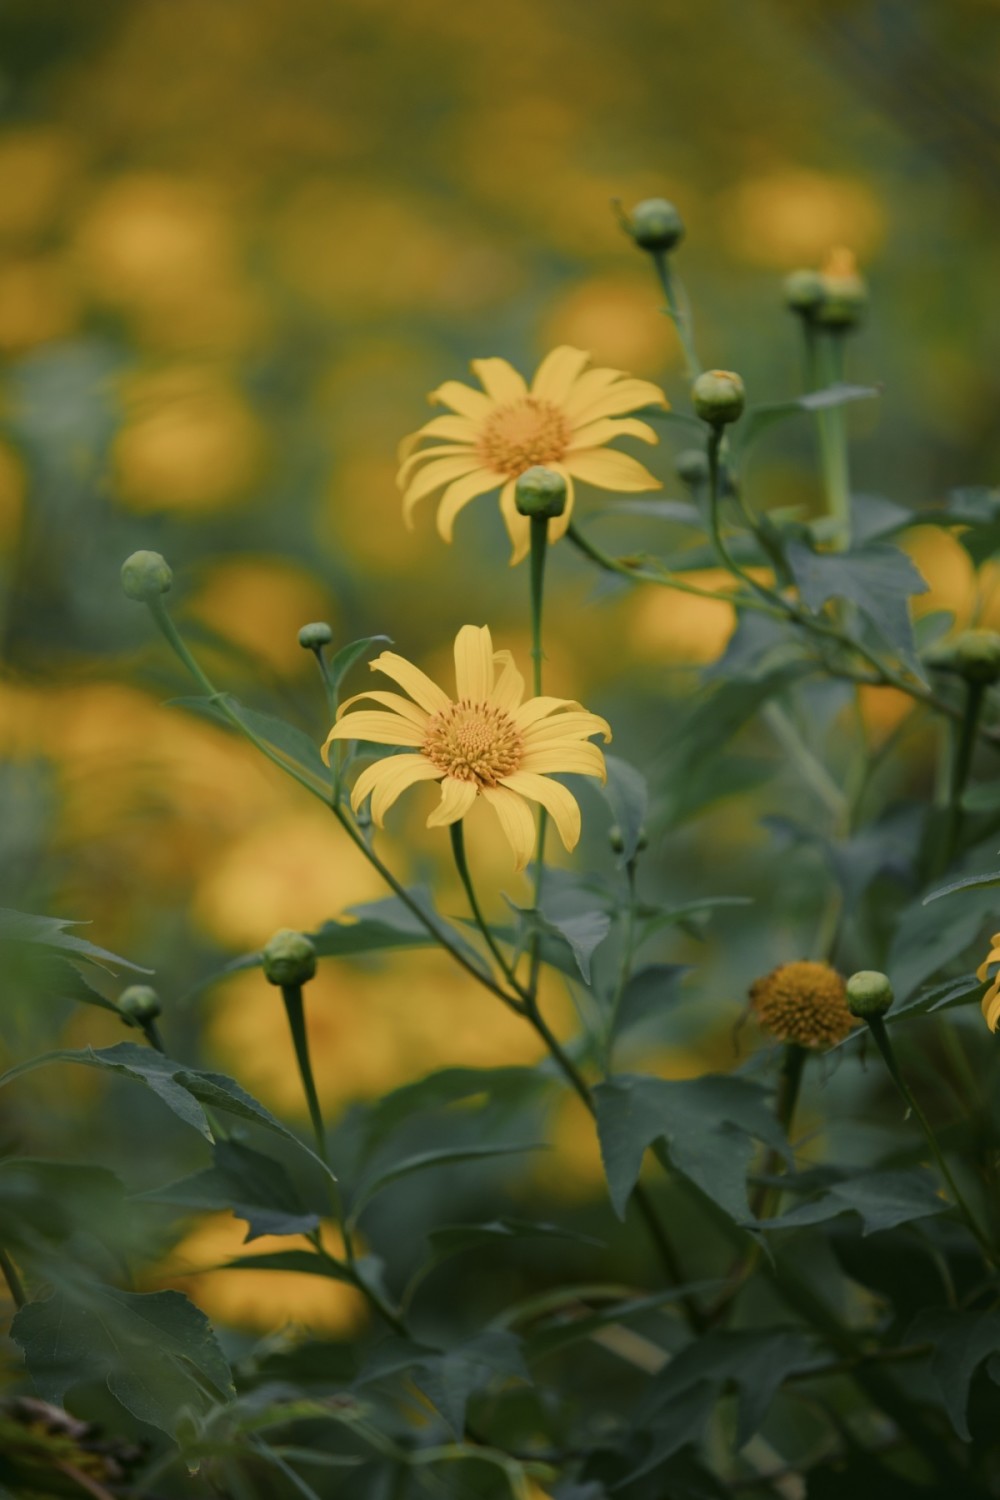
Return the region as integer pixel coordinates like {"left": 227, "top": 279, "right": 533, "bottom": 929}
{"left": 722, "top": 170, "right": 885, "bottom": 268}
{"left": 324, "top": 624, "right": 610, "bottom": 869}
{"left": 977, "top": 934, "right": 1000, "bottom": 1032}
{"left": 188, "top": 555, "right": 335, "bottom": 674}
{"left": 398, "top": 347, "right": 666, "bottom": 564}
{"left": 750, "top": 960, "right": 855, "bottom": 1050}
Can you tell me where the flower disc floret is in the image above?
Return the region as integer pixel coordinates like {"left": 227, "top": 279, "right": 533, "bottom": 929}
{"left": 750, "top": 960, "right": 855, "bottom": 1049}
{"left": 323, "top": 624, "right": 611, "bottom": 869}
{"left": 397, "top": 347, "right": 668, "bottom": 565}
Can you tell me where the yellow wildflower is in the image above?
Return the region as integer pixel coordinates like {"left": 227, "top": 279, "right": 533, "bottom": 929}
{"left": 750, "top": 960, "right": 856, "bottom": 1049}
{"left": 323, "top": 624, "right": 610, "bottom": 869}
{"left": 397, "top": 346, "right": 666, "bottom": 564}
{"left": 977, "top": 933, "right": 1000, "bottom": 1032}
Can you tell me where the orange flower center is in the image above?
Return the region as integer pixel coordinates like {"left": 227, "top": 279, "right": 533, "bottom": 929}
{"left": 423, "top": 700, "right": 523, "bottom": 787}
{"left": 477, "top": 397, "right": 571, "bottom": 478}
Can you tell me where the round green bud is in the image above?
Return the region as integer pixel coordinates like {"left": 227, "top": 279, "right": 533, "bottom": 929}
{"left": 609, "top": 823, "right": 648, "bottom": 856}
{"left": 815, "top": 274, "right": 868, "bottom": 330}
{"left": 692, "top": 370, "right": 745, "bottom": 426}
{"left": 675, "top": 448, "right": 710, "bottom": 487}
{"left": 261, "top": 929, "right": 317, "bottom": 987}
{"left": 629, "top": 198, "right": 685, "bottom": 253}
{"left": 514, "top": 466, "right": 568, "bottom": 519}
{"left": 928, "top": 629, "right": 1000, "bottom": 685}
{"left": 783, "top": 269, "right": 826, "bottom": 315}
{"left": 121, "top": 550, "right": 172, "bottom": 602}
{"left": 118, "top": 984, "right": 162, "bottom": 1026}
{"left": 298, "top": 621, "right": 334, "bottom": 651}
{"left": 846, "top": 970, "right": 894, "bottom": 1020}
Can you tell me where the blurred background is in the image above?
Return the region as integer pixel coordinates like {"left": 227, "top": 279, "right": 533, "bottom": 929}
{"left": 1, "top": 0, "right": 999, "bottom": 1334}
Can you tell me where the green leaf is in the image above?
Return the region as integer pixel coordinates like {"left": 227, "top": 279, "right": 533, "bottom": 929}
{"left": 359, "top": 1065, "right": 545, "bottom": 1157}
{"left": 593, "top": 1074, "right": 787, "bottom": 1223}
{"left": 923, "top": 869, "right": 1000, "bottom": 903}
{"left": 887, "top": 972, "right": 982, "bottom": 1021}
{"left": 737, "top": 384, "right": 880, "bottom": 453}
{"left": 907, "top": 1309, "right": 1000, "bottom": 1440}
{"left": 220, "top": 1249, "right": 356, "bottom": 1283}
{"left": 350, "top": 1142, "right": 545, "bottom": 1223}
{"left": 414, "top": 1330, "right": 529, "bottom": 1438}
{"left": 0, "top": 1159, "right": 130, "bottom": 1252}
{"left": 171, "top": 695, "right": 329, "bottom": 789}
{"left": 326, "top": 634, "right": 393, "bottom": 693}
{"left": 888, "top": 881, "right": 998, "bottom": 1002}
{"left": 11, "top": 1281, "right": 233, "bottom": 1438}
{"left": 140, "top": 1140, "right": 326, "bottom": 1240}
{"left": 0, "top": 906, "right": 148, "bottom": 974}
{"left": 785, "top": 540, "right": 929, "bottom": 675}
{"left": 410, "top": 1219, "right": 603, "bottom": 1293}
{"left": 764, "top": 1169, "right": 949, "bottom": 1236}
{"left": 599, "top": 756, "right": 648, "bottom": 864}
{"left": 522, "top": 1282, "right": 722, "bottom": 1362}
{"left": 610, "top": 964, "right": 688, "bottom": 1049}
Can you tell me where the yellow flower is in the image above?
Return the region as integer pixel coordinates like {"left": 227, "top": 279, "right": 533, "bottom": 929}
{"left": 750, "top": 960, "right": 856, "bottom": 1049}
{"left": 977, "top": 933, "right": 1000, "bottom": 1031}
{"left": 397, "top": 346, "right": 667, "bottom": 564}
{"left": 323, "top": 624, "right": 610, "bottom": 869}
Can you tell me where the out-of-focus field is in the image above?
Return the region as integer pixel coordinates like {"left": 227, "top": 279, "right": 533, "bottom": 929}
{"left": 1, "top": 0, "right": 999, "bottom": 1330}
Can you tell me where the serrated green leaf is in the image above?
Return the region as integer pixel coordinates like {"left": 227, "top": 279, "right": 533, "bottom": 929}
{"left": 737, "top": 384, "right": 880, "bottom": 453}
{"left": 141, "top": 1140, "right": 325, "bottom": 1240}
{"left": 764, "top": 1169, "right": 949, "bottom": 1236}
{"left": 414, "top": 1329, "right": 529, "bottom": 1438}
{"left": 907, "top": 1309, "right": 1000, "bottom": 1440}
{"left": 359, "top": 1065, "right": 545, "bottom": 1158}
{"left": 0, "top": 907, "right": 148, "bottom": 974}
{"left": 785, "top": 540, "right": 929, "bottom": 676}
{"left": 611, "top": 964, "right": 688, "bottom": 1050}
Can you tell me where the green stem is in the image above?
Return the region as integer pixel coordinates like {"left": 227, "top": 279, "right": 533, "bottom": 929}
{"left": 867, "top": 1015, "right": 995, "bottom": 1264}
{"left": 449, "top": 821, "right": 525, "bottom": 1004}
{"left": 752, "top": 1043, "right": 806, "bottom": 1222}
{"left": 604, "top": 858, "right": 637, "bottom": 1069}
{"left": 142, "top": 1019, "right": 166, "bottom": 1055}
{"left": 815, "top": 333, "right": 851, "bottom": 550}
{"left": 528, "top": 515, "right": 549, "bottom": 998}
{"left": 0, "top": 1244, "right": 25, "bottom": 1308}
{"left": 280, "top": 982, "right": 329, "bottom": 1170}
{"left": 762, "top": 702, "right": 846, "bottom": 822}
{"left": 650, "top": 250, "right": 701, "bottom": 379}
{"left": 944, "top": 679, "right": 983, "bottom": 867}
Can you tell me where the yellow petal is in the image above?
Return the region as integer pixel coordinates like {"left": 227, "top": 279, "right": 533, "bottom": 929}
{"left": 369, "top": 651, "right": 450, "bottom": 715}
{"left": 531, "top": 346, "right": 591, "bottom": 403}
{"left": 398, "top": 415, "right": 479, "bottom": 461}
{"left": 350, "top": 755, "right": 440, "bottom": 825}
{"left": 570, "top": 379, "right": 668, "bottom": 424}
{"left": 402, "top": 456, "right": 481, "bottom": 523}
{"left": 519, "top": 743, "right": 607, "bottom": 780}
{"left": 522, "top": 710, "right": 612, "bottom": 743}
{"left": 425, "top": 775, "right": 478, "bottom": 827}
{"left": 481, "top": 785, "right": 536, "bottom": 870}
{"left": 499, "top": 480, "right": 531, "bottom": 566}
{"left": 453, "top": 624, "right": 494, "bottom": 702}
{"left": 324, "top": 711, "right": 424, "bottom": 750}
{"left": 560, "top": 366, "right": 627, "bottom": 418}
{"left": 563, "top": 449, "right": 660, "bottom": 493}
{"left": 490, "top": 650, "right": 525, "bottom": 713}
{"left": 544, "top": 467, "right": 575, "bottom": 545}
{"left": 471, "top": 357, "right": 527, "bottom": 404}
{"left": 982, "top": 979, "right": 1000, "bottom": 1031}
{"left": 566, "top": 417, "right": 658, "bottom": 450}
{"left": 513, "top": 695, "right": 585, "bottom": 730}
{"left": 976, "top": 945, "right": 1000, "bottom": 981}
{"left": 336, "top": 690, "right": 429, "bottom": 730}
{"left": 429, "top": 380, "right": 495, "bottom": 420}
{"left": 436, "top": 469, "right": 504, "bottom": 541}
{"left": 500, "top": 770, "right": 581, "bottom": 851}
{"left": 397, "top": 443, "right": 476, "bottom": 485}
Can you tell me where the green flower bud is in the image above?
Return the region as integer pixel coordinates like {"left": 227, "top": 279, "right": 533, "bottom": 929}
{"left": 609, "top": 823, "right": 648, "bottom": 855}
{"left": 515, "top": 466, "right": 568, "bottom": 519}
{"left": 692, "top": 370, "right": 745, "bottom": 426}
{"left": 118, "top": 984, "right": 162, "bottom": 1026}
{"left": 675, "top": 448, "right": 710, "bottom": 487}
{"left": 628, "top": 198, "right": 685, "bottom": 253}
{"left": 298, "top": 621, "right": 334, "bottom": 651}
{"left": 928, "top": 629, "right": 1000, "bottom": 685}
{"left": 121, "top": 551, "right": 173, "bottom": 602}
{"left": 814, "top": 247, "right": 868, "bottom": 331}
{"left": 262, "top": 929, "right": 317, "bottom": 987}
{"left": 783, "top": 269, "right": 826, "bottom": 316}
{"left": 846, "top": 970, "right": 894, "bottom": 1020}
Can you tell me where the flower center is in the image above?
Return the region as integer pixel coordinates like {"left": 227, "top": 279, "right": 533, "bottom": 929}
{"left": 423, "top": 700, "right": 524, "bottom": 787}
{"left": 477, "top": 397, "right": 571, "bottom": 478}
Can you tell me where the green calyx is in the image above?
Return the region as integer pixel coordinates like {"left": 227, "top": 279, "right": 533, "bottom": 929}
{"left": 118, "top": 985, "right": 162, "bottom": 1026}
{"left": 298, "top": 621, "right": 334, "bottom": 650}
{"left": 692, "top": 369, "right": 745, "bottom": 426}
{"left": 515, "top": 466, "right": 567, "bottom": 519}
{"left": 628, "top": 197, "right": 685, "bottom": 253}
{"left": 262, "top": 929, "right": 318, "bottom": 987}
{"left": 846, "top": 970, "right": 894, "bottom": 1019}
{"left": 120, "top": 551, "right": 173, "bottom": 603}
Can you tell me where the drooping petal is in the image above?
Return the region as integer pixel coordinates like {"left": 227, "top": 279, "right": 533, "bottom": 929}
{"left": 426, "top": 775, "right": 478, "bottom": 827}
{"left": 470, "top": 358, "right": 527, "bottom": 404}
{"left": 490, "top": 649, "right": 525, "bottom": 713}
{"left": 562, "top": 448, "right": 660, "bottom": 492}
{"left": 519, "top": 742, "right": 608, "bottom": 780}
{"left": 398, "top": 415, "right": 480, "bottom": 460}
{"left": 336, "top": 689, "right": 430, "bottom": 730}
{"left": 397, "top": 443, "right": 477, "bottom": 485}
{"left": 324, "top": 711, "right": 425, "bottom": 752}
{"left": 569, "top": 378, "right": 668, "bottom": 424}
{"left": 368, "top": 652, "right": 450, "bottom": 715}
{"left": 982, "top": 979, "right": 1000, "bottom": 1032}
{"left": 521, "top": 709, "right": 612, "bottom": 743}
{"left": 499, "top": 480, "right": 531, "bottom": 566}
{"left": 544, "top": 468, "right": 575, "bottom": 545}
{"left": 481, "top": 785, "right": 537, "bottom": 870}
{"left": 429, "top": 380, "right": 495, "bottom": 420}
{"left": 454, "top": 624, "right": 494, "bottom": 702}
{"left": 436, "top": 469, "right": 505, "bottom": 541}
{"left": 350, "top": 754, "right": 441, "bottom": 825}
{"left": 500, "top": 770, "right": 581, "bottom": 851}
{"left": 566, "top": 416, "right": 659, "bottom": 450}
{"left": 402, "top": 455, "right": 483, "bottom": 525}
{"left": 531, "top": 346, "right": 591, "bottom": 403}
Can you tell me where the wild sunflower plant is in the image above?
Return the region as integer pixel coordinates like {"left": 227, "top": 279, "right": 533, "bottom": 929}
{"left": 5, "top": 196, "right": 1000, "bottom": 1500}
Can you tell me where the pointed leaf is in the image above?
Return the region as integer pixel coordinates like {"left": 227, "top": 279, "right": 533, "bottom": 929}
{"left": 141, "top": 1140, "right": 325, "bottom": 1240}
{"left": 599, "top": 757, "right": 648, "bottom": 864}
{"left": 908, "top": 1309, "right": 1000, "bottom": 1440}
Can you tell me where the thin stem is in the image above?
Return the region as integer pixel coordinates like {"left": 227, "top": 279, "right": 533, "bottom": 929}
{"left": 752, "top": 1044, "right": 807, "bottom": 1222}
{"left": 867, "top": 1015, "right": 995, "bottom": 1264}
{"left": 944, "top": 679, "right": 983, "bottom": 867}
{"left": 528, "top": 514, "right": 549, "bottom": 998}
{"left": 142, "top": 1019, "right": 166, "bottom": 1054}
{"left": 604, "top": 858, "right": 638, "bottom": 1068}
{"left": 762, "top": 702, "right": 846, "bottom": 821}
{"left": 280, "top": 983, "right": 329, "bottom": 1170}
{"left": 815, "top": 333, "right": 851, "bottom": 550}
{"left": 650, "top": 250, "right": 701, "bottom": 379}
{"left": 449, "top": 821, "right": 525, "bottom": 1003}
{"left": 0, "top": 1244, "right": 25, "bottom": 1308}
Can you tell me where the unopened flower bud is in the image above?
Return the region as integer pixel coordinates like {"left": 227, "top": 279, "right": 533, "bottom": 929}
{"left": 298, "top": 621, "right": 334, "bottom": 651}
{"left": 692, "top": 370, "right": 745, "bottom": 426}
{"left": 121, "top": 551, "right": 172, "bottom": 602}
{"left": 262, "top": 929, "right": 317, "bottom": 987}
{"left": 118, "top": 985, "right": 162, "bottom": 1026}
{"left": 846, "top": 970, "right": 894, "bottom": 1020}
{"left": 628, "top": 198, "right": 685, "bottom": 253}
{"left": 675, "top": 449, "right": 710, "bottom": 487}
{"left": 515, "top": 466, "right": 567, "bottom": 519}
{"left": 783, "top": 269, "right": 826, "bottom": 316}
{"left": 609, "top": 823, "right": 648, "bottom": 855}
{"left": 814, "top": 247, "right": 867, "bottom": 331}
{"left": 927, "top": 629, "right": 1000, "bottom": 686}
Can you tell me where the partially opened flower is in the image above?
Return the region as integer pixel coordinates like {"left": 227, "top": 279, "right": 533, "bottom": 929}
{"left": 977, "top": 933, "right": 1000, "bottom": 1031}
{"left": 323, "top": 625, "right": 611, "bottom": 869}
{"left": 398, "top": 347, "right": 667, "bottom": 564}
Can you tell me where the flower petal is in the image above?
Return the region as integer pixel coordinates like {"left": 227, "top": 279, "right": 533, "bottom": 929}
{"left": 401, "top": 456, "right": 482, "bottom": 524}
{"left": 983, "top": 977, "right": 1000, "bottom": 1031}
{"left": 491, "top": 649, "right": 525, "bottom": 713}
{"left": 519, "top": 743, "right": 607, "bottom": 780}
{"left": 397, "top": 443, "right": 477, "bottom": 484}
{"left": 522, "top": 710, "right": 612, "bottom": 743}
{"left": 429, "top": 380, "right": 495, "bottom": 420}
{"left": 336, "top": 690, "right": 429, "bottom": 730}
{"left": 324, "top": 711, "right": 425, "bottom": 751}
{"left": 425, "top": 775, "right": 478, "bottom": 827}
{"left": 513, "top": 695, "right": 585, "bottom": 730}
{"left": 470, "top": 358, "right": 527, "bottom": 404}
{"left": 500, "top": 770, "right": 581, "bottom": 851}
{"left": 562, "top": 448, "right": 660, "bottom": 492}
{"left": 481, "top": 785, "right": 536, "bottom": 870}
{"left": 499, "top": 480, "right": 531, "bottom": 566}
{"left": 560, "top": 366, "right": 627, "bottom": 417}
{"left": 566, "top": 417, "right": 658, "bottom": 450}
{"left": 454, "top": 624, "right": 494, "bottom": 702}
{"left": 436, "top": 469, "right": 505, "bottom": 541}
{"left": 531, "top": 346, "right": 591, "bottom": 403}
{"left": 350, "top": 754, "right": 440, "bottom": 825}
{"left": 369, "top": 651, "right": 451, "bottom": 714}
{"left": 544, "top": 467, "right": 575, "bottom": 545}
{"left": 570, "top": 378, "right": 668, "bottom": 424}
{"left": 398, "top": 415, "right": 480, "bottom": 460}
